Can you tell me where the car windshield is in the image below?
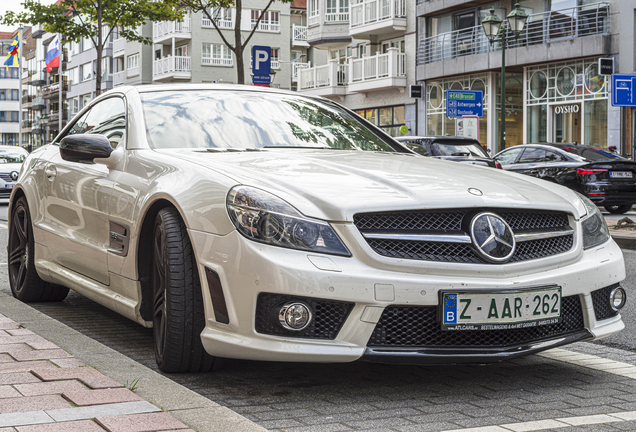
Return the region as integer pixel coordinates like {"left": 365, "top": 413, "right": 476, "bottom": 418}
{"left": 0, "top": 151, "right": 27, "bottom": 164}
{"left": 140, "top": 90, "right": 399, "bottom": 152}
{"left": 562, "top": 146, "right": 625, "bottom": 161}
{"left": 431, "top": 141, "right": 489, "bottom": 158}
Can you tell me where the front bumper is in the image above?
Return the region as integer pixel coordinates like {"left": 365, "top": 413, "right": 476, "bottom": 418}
{"left": 189, "top": 228, "right": 625, "bottom": 364}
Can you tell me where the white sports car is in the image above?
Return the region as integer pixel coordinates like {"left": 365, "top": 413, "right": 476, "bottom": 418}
{"left": 8, "top": 85, "right": 626, "bottom": 372}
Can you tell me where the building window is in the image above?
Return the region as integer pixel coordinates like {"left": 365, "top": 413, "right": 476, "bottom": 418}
{"left": 326, "top": 0, "right": 349, "bottom": 21}
{"left": 81, "top": 94, "right": 91, "bottom": 108}
{"left": 271, "top": 48, "right": 280, "bottom": 69}
{"left": 82, "top": 36, "right": 92, "bottom": 52}
{"left": 202, "top": 7, "right": 233, "bottom": 28}
{"left": 0, "top": 90, "right": 19, "bottom": 101}
{"left": 127, "top": 54, "right": 140, "bottom": 77}
{"left": 0, "top": 112, "right": 19, "bottom": 123}
{"left": 0, "top": 69, "right": 19, "bottom": 79}
{"left": 355, "top": 105, "right": 405, "bottom": 137}
{"left": 251, "top": 10, "right": 280, "bottom": 32}
{"left": 69, "top": 98, "right": 79, "bottom": 117}
{"left": 80, "top": 62, "right": 93, "bottom": 81}
{"left": 308, "top": 0, "right": 319, "bottom": 25}
{"left": 202, "top": 44, "right": 233, "bottom": 66}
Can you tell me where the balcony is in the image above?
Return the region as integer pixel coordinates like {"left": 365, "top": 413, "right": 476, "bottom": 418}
{"left": 32, "top": 97, "right": 45, "bottom": 110}
{"left": 292, "top": 62, "right": 309, "bottom": 82}
{"left": 32, "top": 72, "right": 47, "bottom": 86}
{"left": 325, "top": 12, "right": 349, "bottom": 22}
{"left": 153, "top": 56, "right": 191, "bottom": 81}
{"left": 47, "top": 110, "right": 68, "bottom": 125}
{"left": 202, "top": 16, "right": 233, "bottom": 29}
{"left": 349, "top": 49, "right": 406, "bottom": 93}
{"left": 417, "top": 2, "right": 609, "bottom": 70}
{"left": 308, "top": 14, "right": 320, "bottom": 26}
{"left": 127, "top": 66, "right": 140, "bottom": 78}
{"left": 113, "top": 38, "right": 125, "bottom": 58}
{"left": 298, "top": 60, "right": 348, "bottom": 98}
{"left": 350, "top": 0, "right": 406, "bottom": 39}
{"left": 292, "top": 25, "right": 309, "bottom": 47}
{"left": 153, "top": 18, "right": 191, "bottom": 44}
{"left": 42, "top": 80, "right": 68, "bottom": 99}
{"left": 114, "top": 71, "right": 126, "bottom": 86}
{"left": 202, "top": 56, "right": 233, "bottom": 67}
{"left": 251, "top": 20, "right": 280, "bottom": 32}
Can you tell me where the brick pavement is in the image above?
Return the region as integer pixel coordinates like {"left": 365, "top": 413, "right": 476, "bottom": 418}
{"left": 0, "top": 313, "right": 194, "bottom": 432}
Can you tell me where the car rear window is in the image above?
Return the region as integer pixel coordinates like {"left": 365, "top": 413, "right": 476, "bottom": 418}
{"left": 563, "top": 147, "right": 625, "bottom": 161}
{"left": 430, "top": 141, "right": 489, "bottom": 158}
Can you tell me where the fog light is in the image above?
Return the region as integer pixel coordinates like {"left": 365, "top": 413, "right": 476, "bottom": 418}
{"left": 278, "top": 302, "right": 312, "bottom": 331}
{"left": 610, "top": 287, "right": 626, "bottom": 311}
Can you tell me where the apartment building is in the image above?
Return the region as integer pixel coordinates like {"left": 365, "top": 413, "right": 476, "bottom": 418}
{"left": 113, "top": 0, "right": 314, "bottom": 89}
{"left": 297, "top": 0, "right": 415, "bottom": 137}
{"left": 0, "top": 30, "right": 24, "bottom": 146}
{"left": 416, "top": 0, "right": 633, "bottom": 154}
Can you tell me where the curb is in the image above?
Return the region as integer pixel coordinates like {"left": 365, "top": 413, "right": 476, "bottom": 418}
{"left": 0, "top": 291, "right": 267, "bottom": 432}
{"left": 612, "top": 234, "right": 636, "bottom": 251}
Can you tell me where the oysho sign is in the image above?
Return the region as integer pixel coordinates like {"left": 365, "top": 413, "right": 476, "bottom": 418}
{"left": 554, "top": 104, "right": 580, "bottom": 114}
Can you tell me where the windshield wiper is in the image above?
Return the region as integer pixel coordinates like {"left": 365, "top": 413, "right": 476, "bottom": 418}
{"left": 262, "top": 145, "right": 345, "bottom": 150}
{"left": 451, "top": 152, "right": 471, "bottom": 156}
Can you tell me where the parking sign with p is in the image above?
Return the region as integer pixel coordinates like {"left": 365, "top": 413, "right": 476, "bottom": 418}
{"left": 252, "top": 45, "right": 271, "bottom": 86}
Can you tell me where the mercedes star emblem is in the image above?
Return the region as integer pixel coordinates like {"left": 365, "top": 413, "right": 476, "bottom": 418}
{"left": 470, "top": 212, "right": 516, "bottom": 263}
{"left": 10, "top": 171, "right": 18, "bottom": 181}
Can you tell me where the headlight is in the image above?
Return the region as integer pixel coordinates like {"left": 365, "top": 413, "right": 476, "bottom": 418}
{"left": 577, "top": 193, "right": 610, "bottom": 250}
{"left": 226, "top": 186, "right": 351, "bottom": 256}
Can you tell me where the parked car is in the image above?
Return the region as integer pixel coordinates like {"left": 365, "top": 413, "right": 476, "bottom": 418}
{"left": 9, "top": 85, "right": 625, "bottom": 372}
{"left": 494, "top": 143, "right": 636, "bottom": 214}
{"left": 396, "top": 136, "right": 501, "bottom": 168}
{"left": 0, "top": 146, "right": 28, "bottom": 199}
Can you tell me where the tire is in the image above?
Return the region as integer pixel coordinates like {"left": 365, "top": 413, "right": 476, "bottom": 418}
{"left": 605, "top": 204, "right": 633, "bottom": 214}
{"left": 152, "top": 207, "right": 216, "bottom": 373}
{"left": 8, "top": 196, "right": 69, "bottom": 302}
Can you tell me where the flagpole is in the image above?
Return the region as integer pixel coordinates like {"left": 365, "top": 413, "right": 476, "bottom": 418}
{"left": 58, "top": 34, "right": 62, "bottom": 134}
{"left": 18, "top": 27, "right": 23, "bottom": 149}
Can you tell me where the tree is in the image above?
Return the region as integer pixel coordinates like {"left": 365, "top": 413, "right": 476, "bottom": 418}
{"left": 178, "top": 0, "right": 292, "bottom": 84}
{"left": 3, "top": 0, "right": 183, "bottom": 96}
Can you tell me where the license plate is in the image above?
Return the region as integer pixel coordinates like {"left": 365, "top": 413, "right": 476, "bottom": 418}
{"left": 4, "top": 184, "right": 13, "bottom": 189}
{"left": 610, "top": 171, "right": 633, "bottom": 178}
{"left": 441, "top": 286, "right": 561, "bottom": 331}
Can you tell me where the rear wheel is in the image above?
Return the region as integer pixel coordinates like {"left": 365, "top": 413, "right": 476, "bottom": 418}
{"left": 8, "top": 197, "right": 69, "bottom": 302}
{"left": 605, "top": 204, "right": 633, "bottom": 214}
{"left": 152, "top": 207, "right": 216, "bottom": 373}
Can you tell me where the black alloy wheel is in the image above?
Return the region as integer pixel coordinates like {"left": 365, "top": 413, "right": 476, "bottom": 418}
{"left": 605, "top": 204, "right": 633, "bottom": 214}
{"left": 151, "top": 207, "right": 216, "bottom": 373}
{"left": 8, "top": 196, "right": 69, "bottom": 302}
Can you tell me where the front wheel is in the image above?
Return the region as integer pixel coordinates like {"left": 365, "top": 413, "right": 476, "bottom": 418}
{"left": 8, "top": 196, "right": 69, "bottom": 302}
{"left": 151, "top": 207, "right": 216, "bottom": 373}
{"left": 605, "top": 204, "right": 633, "bottom": 214}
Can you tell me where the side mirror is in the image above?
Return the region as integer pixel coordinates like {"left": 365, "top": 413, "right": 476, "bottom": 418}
{"left": 60, "top": 134, "right": 113, "bottom": 163}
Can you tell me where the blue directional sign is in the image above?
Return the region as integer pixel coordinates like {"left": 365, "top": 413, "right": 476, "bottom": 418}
{"left": 252, "top": 45, "right": 271, "bottom": 86}
{"left": 446, "top": 90, "right": 484, "bottom": 118}
{"left": 612, "top": 74, "right": 636, "bottom": 107}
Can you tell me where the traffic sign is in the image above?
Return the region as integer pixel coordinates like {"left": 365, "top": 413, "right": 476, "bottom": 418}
{"left": 612, "top": 74, "right": 636, "bottom": 107}
{"left": 252, "top": 45, "right": 271, "bottom": 76}
{"left": 253, "top": 74, "right": 271, "bottom": 86}
{"left": 446, "top": 90, "right": 483, "bottom": 118}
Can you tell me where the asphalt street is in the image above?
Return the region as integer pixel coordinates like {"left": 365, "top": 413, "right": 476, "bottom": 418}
{"left": 3, "top": 202, "right": 636, "bottom": 431}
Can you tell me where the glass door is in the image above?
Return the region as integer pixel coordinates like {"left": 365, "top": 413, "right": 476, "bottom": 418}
{"left": 553, "top": 104, "right": 582, "bottom": 144}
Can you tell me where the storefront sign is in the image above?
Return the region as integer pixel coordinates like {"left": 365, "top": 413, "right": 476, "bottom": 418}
{"left": 455, "top": 116, "right": 480, "bottom": 141}
{"left": 599, "top": 58, "right": 614, "bottom": 76}
{"left": 554, "top": 105, "right": 580, "bottom": 114}
{"left": 446, "top": 90, "right": 483, "bottom": 118}
{"left": 409, "top": 85, "right": 422, "bottom": 98}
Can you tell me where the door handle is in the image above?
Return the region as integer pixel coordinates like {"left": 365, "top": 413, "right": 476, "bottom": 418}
{"left": 45, "top": 165, "right": 57, "bottom": 180}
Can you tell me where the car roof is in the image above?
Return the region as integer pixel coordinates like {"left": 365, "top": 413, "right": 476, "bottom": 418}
{"left": 113, "top": 83, "right": 307, "bottom": 98}
{"left": 395, "top": 136, "right": 481, "bottom": 143}
{"left": 0, "top": 145, "right": 27, "bottom": 152}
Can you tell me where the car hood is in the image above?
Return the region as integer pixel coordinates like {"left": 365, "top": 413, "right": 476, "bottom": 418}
{"left": 161, "top": 149, "right": 586, "bottom": 222}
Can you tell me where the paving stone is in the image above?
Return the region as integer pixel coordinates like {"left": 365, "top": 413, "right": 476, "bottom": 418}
{"left": 0, "top": 323, "right": 20, "bottom": 331}
{"left": 94, "top": 412, "right": 189, "bottom": 432}
{"left": 0, "top": 386, "right": 21, "bottom": 399}
{"left": 15, "top": 420, "right": 107, "bottom": 431}
{"left": 9, "top": 350, "right": 71, "bottom": 362}
{"left": 0, "top": 372, "right": 41, "bottom": 385}
{"left": 5, "top": 330, "right": 35, "bottom": 337}
{"left": 0, "top": 428, "right": 16, "bottom": 432}
{"left": 31, "top": 367, "right": 102, "bottom": 381}
{"left": 62, "top": 388, "right": 143, "bottom": 406}
{"left": 0, "top": 361, "right": 56, "bottom": 374}
{"left": 48, "top": 359, "right": 85, "bottom": 368}
{"left": 79, "top": 376, "right": 123, "bottom": 390}
{"left": 0, "top": 355, "right": 14, "bottom": 363}
{"left": 271, "top": 424, "right": 353, "bottom": 432}
{"left": 46, "top": 401, "right": 161, "bottom": 422}
{"left": 15, "top": 380, "right": 89, "bottom": 397}
{"left": 0, "top": 395, "right": 70, "bottom": 413}
{"left": 0, "top": 411, "right": 52, "bottom": 428}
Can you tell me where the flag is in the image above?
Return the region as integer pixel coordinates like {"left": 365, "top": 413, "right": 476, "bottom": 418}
{"left": 45, "top": 35, "right": 60, "bottom": 72}
{"left": 3, "top": 35, "right": 19, "bottom": 70}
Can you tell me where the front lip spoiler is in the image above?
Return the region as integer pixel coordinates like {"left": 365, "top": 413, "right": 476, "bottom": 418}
{"left": 361, "top": 330, "right": 593, "bottom": 365}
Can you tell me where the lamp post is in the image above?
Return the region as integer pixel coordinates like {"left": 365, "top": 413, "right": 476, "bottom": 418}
{"left": 482, "top": 3, "right": 528, "bottom": 152}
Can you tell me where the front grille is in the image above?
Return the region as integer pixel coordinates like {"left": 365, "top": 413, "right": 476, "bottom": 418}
{"left": 367, "top": 295, "right": 584, "bottom": 348}
{"left": 0, "top": 174, "right": 13, "bottom": 182}
{"left": 355, "top": 209, "right": 573, "bottom": 264}
{"left": 255, "top": 293, "right": 354, "bottom": 340}
{"left": 591, "top": 284, "right": 620, "bottom": 321}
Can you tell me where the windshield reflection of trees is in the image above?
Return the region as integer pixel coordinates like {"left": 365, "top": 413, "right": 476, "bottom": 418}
{"left": 140, "top": 91, "right": 396, "bottom": 152}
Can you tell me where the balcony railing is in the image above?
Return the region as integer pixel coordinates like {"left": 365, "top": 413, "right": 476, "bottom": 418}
{"left": 299, "top": 61, "right": 348, "bottom": 90}
{"left": 153, "top": 56, "right": 191, "bottom": 77}
{"left": 350, "top": 50, "right": 405, "bottom": 83}
{"left": 325, "top": 12, "right": 349, "bottom": 22}
{"left": 251, "top": 20, "right": 280, "bottom": 32}
{"left": 32, "top": 97, "right": 45, "bottom": 110}
{"left": 114, "top": 70, "right": 125, "bottom": 86}
{"left": 202, "top": 57, "right": 233, "bottom": 66}
{"left": 350, "top": 0, "right": 406, "bottom": 28}
{"left": 202, "top": 17, "right": 233, "bottom": 28}
{"left": 153, "top": 18, "right": 191, "bottom": 40}
{"left": 417, "top": 2, "right": 609, "bottom": 65}
{"left": 42, "top": 80, "right": 68, "bottom": 98}
{"left": 308, "top": 14, "right": 320, "bottom": 26}
{"left": 271, "top": 60, "right": 280, "bottom": 69}
{"left": 127, "top": 66, "right": 140, "bottom": 78}
{"left": 292, "top": 25, "right": 307, "bottom": 42}
{"left": 292, "top": 62, "right": 309, "bottom": 81}
{"left": 113, "top": 38, "right": 125, "bottom": 54}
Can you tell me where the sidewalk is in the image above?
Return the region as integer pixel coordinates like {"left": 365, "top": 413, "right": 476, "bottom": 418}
{"left": 0, "top": 291, "right": 266, "bottom": 432}
{"left": 604, "top": 213, "right": 636, "bottom": 250}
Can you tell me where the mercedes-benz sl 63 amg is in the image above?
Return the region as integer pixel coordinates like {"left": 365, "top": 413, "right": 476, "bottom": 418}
{"left": 8, "top": 85, "right": 626, "bottom": 372}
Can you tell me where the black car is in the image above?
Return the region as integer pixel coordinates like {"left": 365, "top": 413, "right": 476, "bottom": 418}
{"left": 494, "top": 143, "right": 636, "bottom": 214}
{"left": 396, "top": 136, "right": 501, "bottom": 169}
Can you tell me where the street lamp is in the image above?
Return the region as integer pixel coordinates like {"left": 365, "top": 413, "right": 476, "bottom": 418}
{"left": 482, "top": 3, "right": 528, "bottom": 152}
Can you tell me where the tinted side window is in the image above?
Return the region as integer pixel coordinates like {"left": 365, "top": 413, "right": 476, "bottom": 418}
{"left": 65, "top": 109, "right": 92, "bottom": 136}
{"left": 82, "top": 97, "right": 126, "bottom": 148}
{"left": 545, "top": 151, "right": 565, "bottom": 162}
{"left": 402, "top": 140, "right": 429, "bottom": 156}
{"left": 518, "top": 148, "right": 546, "bottom": 163}
{"left": 494, "top": 148, "right": 523, "bottom": 165}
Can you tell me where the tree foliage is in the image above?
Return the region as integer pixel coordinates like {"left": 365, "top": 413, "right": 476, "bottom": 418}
{"left": 177, "top": 0, "right": 293, "bottom": 85}
{"left": 2, "top": 0, "right": 184, "bottom": 95}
